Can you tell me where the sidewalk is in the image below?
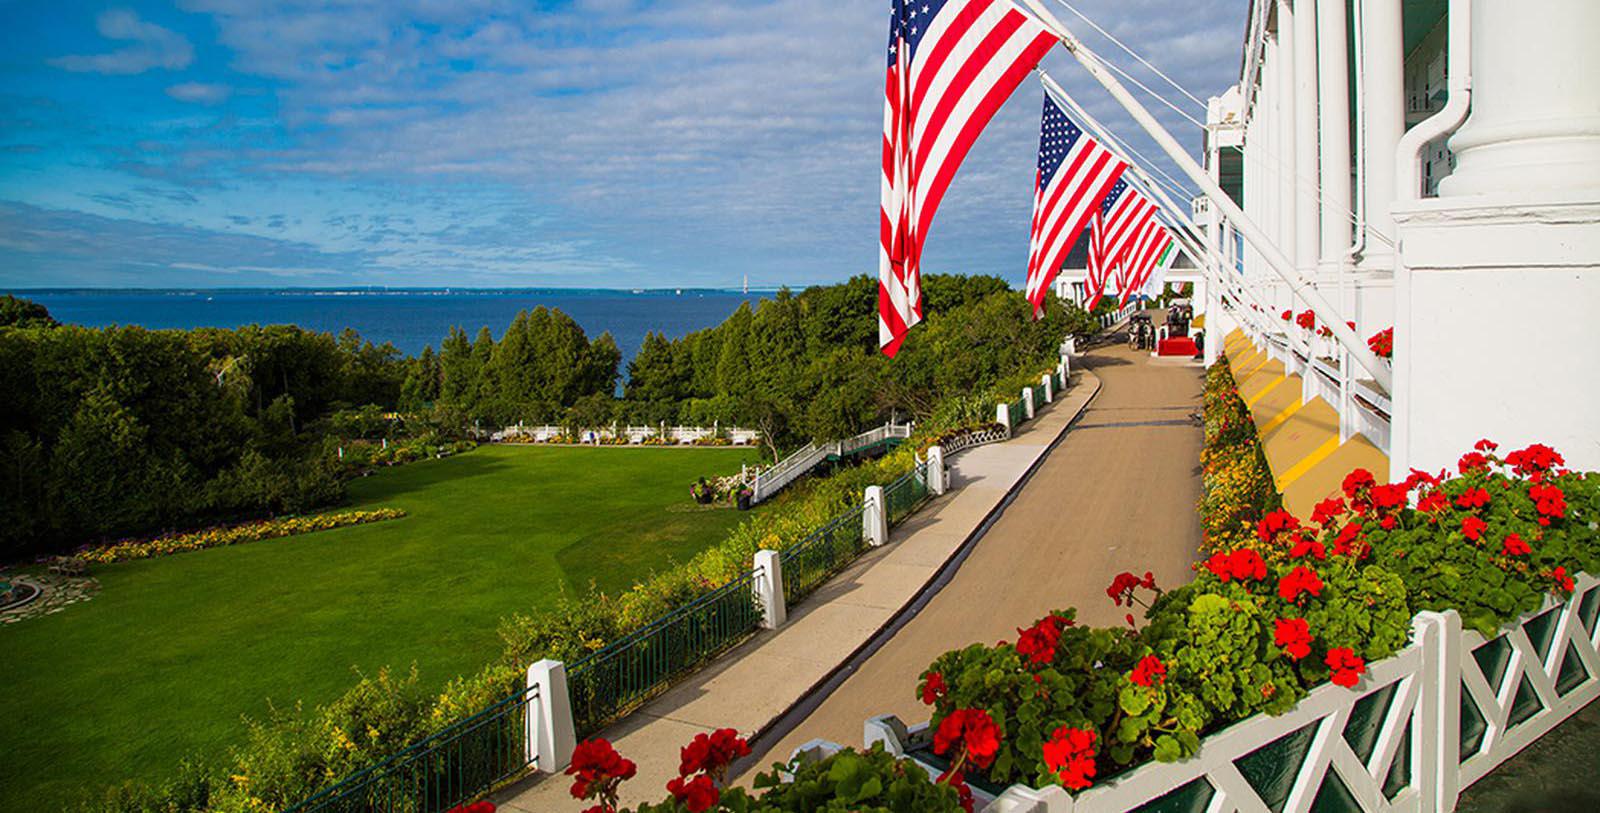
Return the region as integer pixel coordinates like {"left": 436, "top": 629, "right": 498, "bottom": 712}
{"left": 496, "top": 370, "right": 1102, "bottom": 812}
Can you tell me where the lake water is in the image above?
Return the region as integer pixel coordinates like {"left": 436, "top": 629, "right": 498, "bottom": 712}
{"left": 13, "top": 288, "right": 761, "bottom": 360}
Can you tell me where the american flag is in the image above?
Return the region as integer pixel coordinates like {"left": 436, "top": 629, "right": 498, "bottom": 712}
{"left": 1118, "top": 220, "right": 1173, "bottom": 306}
{"left": 1023, "top": 92, "right": 1126, "bottom": 318}
{"left": 1086, "top": 177, "right": 1156, "bottom": 308}
{"left": 879, "top": 0, "right": 1058, "bottom": 356}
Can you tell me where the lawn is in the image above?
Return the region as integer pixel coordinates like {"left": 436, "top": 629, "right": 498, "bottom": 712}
{"left": 0, "top": 444, "right": 760, "bottom": 811}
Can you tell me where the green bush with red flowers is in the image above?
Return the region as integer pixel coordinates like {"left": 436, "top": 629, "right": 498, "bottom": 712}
{"left": 911, "top": 438, "right": 1596, "bottom": 797}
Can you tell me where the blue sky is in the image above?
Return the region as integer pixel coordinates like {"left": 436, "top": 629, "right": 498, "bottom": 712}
{"left": 0, "top": 0, "right": 1245, "bottom": 289}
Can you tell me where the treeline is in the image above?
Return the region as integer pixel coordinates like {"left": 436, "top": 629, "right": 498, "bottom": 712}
{"left": 1, "top": 278, "right": 1086, "bottom": 559}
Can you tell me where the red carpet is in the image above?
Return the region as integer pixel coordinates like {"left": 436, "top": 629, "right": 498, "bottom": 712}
{"left": 1158, "top": 337, "right": 1199, "bottom": 357}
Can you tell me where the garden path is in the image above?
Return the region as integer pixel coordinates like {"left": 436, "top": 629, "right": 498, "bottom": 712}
{"left": 496, "top": 362, "right": 1104, "bottom": 812}
{"left": 752, "top": 335, "right": 1206, "bottom": 775}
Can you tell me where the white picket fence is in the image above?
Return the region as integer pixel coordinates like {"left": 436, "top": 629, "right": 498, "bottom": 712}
{"left": 849, "top": 573, "right": 1600, "bottom": 813}
{"left": 491, "top": 423, "right": 759, "bottom": 446}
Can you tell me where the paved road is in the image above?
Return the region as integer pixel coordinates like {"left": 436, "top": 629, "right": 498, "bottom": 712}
{"left": 754, "top": 338, "right": 1206, "bottom": 768}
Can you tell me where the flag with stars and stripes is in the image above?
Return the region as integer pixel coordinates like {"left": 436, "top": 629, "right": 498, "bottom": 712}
{"left": 1119, "top": 220, "right": 1173, "bottom": 306}
{"left": 1023, "top": 91, "right": 1127, "bottom": 318}
{"left": 1086, "top": 177, "right": 1157, "bottom": 308}
{"left": 880, "top": 0, "right": 1058, "bottom": 356}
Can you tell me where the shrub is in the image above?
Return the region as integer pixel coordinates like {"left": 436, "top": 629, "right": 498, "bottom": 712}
{"left": 1198, "top": 356, "right": 1280, "bottom": 552}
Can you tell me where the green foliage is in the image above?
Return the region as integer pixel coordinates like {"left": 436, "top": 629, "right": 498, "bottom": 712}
{"left": 0, "top": 294, "right": 58, "bottom": 328}
{"left": 1198, "top": 356, "right": 1281, "bottom": 552}
{"left": 625, "top": 744, "right": 964, "bottom": 813}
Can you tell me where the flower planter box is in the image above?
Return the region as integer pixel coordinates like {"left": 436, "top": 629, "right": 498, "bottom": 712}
{"left": 852, "top": 573, "right": 1600, "bottom": 813}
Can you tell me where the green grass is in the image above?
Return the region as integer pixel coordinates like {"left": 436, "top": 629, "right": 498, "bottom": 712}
{"left": 0, "top": 444, "right": 759, "bottom": 811}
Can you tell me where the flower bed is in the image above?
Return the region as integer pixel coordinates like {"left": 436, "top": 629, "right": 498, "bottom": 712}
{"left": 74, "top": 509, "right": 408, "bottom": 565}
{"left": 1198, "top": 356, "right": 1281, "bottom": 553}
{"left": 884, "top": 440, "right": 1598, "bottom": 809}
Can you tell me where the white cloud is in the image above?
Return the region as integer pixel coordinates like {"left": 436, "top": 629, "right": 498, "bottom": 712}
{"left": 49, "top": 9, "right": 195, "bottom": 75}
{"left": 165, "top": 82, "right": 233, "bottom": 104}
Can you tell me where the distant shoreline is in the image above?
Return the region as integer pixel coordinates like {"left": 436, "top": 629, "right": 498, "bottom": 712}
{"left": 7, "top": 286, "right": 786, "bottom": 296}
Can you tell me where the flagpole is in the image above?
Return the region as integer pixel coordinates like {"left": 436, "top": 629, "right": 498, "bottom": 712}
{"left": 1017, "top": 0, "right": 1390, "bottom": 392}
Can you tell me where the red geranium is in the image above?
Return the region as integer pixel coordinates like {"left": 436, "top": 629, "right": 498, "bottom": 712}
{"left": 1368, "top": 327, "right": 1393, "bottom": 358}
{"left": 1461, "top": 515, "right": 1488, "bottom": 542}
{"left": 1326, "top": 647, "right": 1366, "bottom": 688}
{"left": 1274, "top": 618, "right": 1314, "bottom": 659}
{"left": 566, "top": 738, "right": 637, "bottom": 811}
{"left": 1529, "top": 483, "right": 1567, "bottom": 525}
{"left": 1475, "top": 439, "right": 1499, "bottom": 452}
{"left": 1502, "top": 533, "right": 1531, "bottom": 557}
{"left": 1552, "top": 566, "right": 1576, "bottom": 593}
{"left": 921, "top": 671, "right": 948, "bottom": 705}
{"left": 1256, "top": 509, "right": 1301, "bottom": 543}
{"left": 1106, "top": 571, "right": 1158, "bottom": 607}
{"left": 1204, "top": 549, "right": 1268, "bottom": 582}
{"left": 678, "top": 728, "right": 750, "bottom": 779}
{"left": 1332, "top": 521, "right": 1369, "bottom": 558}
{"left": 666, "top": 774, "right": 719, "bottom": 813}
{"left": 1016, "top": 614, "right": 1074, "bottom": 666}
{"left": 1129, "top": 655, "right": 1167, "bottom": 687}
{"left": 1280, "top": 309, "right": 1292, "bottom": 321}
{"left": 1296, "top": 309, "right": 1315, "bottom": 330}
{"left": 1041, "top": 726, "right": 1098, "bottom": 791}
{"left": 446, "top": 802, "right": 495, "bottom": 813}
{"left": 1310, "top": 497, "right": 1346, "bottom": 527}
{"left": 1506, "top": 443, "right": 1564, "bottom": 476}
{"left": 933, "top": 708, "right": 1002, "bottom": 770}
{"left": 1458, "top": 451, "right": 1490, "bottom": 475}
{"left": 1455, "top": 487, "right": 1491, "bottom": 510}
{"left": 1416, "top": 491, "right": 1450, "bottom": 513}
{"left": 1278, "top": 566, "right": 1324, "bottom": 605}
{"left": 1289, "top": 534, "right": 1327, "bottom": 561}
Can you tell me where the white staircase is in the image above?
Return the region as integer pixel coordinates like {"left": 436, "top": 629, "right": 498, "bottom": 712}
{"left": 750, "top": 423, "right": 913, "bottom": 504}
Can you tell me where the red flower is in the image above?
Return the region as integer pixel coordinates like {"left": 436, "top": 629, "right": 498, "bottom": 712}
{"left": 1552, "top": 566, "right": 1576, "bottom": 593}
{"left": 1332, "top": 521, "right": 1369, "bottom": 558}
{"left": 1256, "top": 509, "right": 1301, "bottom": 543}
{"left": 1106, "top": 572, "right": 1154, "bottom": 606}
{"left": 1274, "top": 618, "right": 1314, "bottom": 660}
{"left": 1529, "top": 483, "right": 1567, "bottom": 524}
{"left": 446, "top": 803, "right": 496, "bottom": 813}
{"left": 666, "top": 774, "right": 719, "bottom": 813}
{"left": 1370, "top": 484, "right": 1408, "bottom": 511}
{"left": 1506, "top": 444, "right": 1564, "bottom": 476}
{"left": 1416, "top": 491, "right": 1450, "bottom": 513}
{"left": 1455, "top": 487, "right": 1491, "bottom": 510}
{"left": 1041, "top": 726, "right": 1098, "bottom": 791}
{"left": 1310, "top": 497, "right": 1346, "bottom": 527}
{"left": 1296, "top": 309, "right": 1316, "bottom": 330}
{"left": 1278, "top": 566, "right": 1324, "bottom": 605}
{"left": 1461, "top": 515, "right": 1488, "bottom": 542}
{"left": 567, "top": 738, "right": 637, "bottom": 805}
{"left": 1129, "top": 656, "right": 1167, "bottom": 687}
{"left": 1367, "top": 327, "right": 1393, "bottom": 358}
{"left": 1280, "top": 309, "right": 1292, "bottom": 321}
{"left": 1204, "top": 549, "right": 1268, "bottom": 582}
{"left": 1404, "top": 468, "right": 1444, "bottom": 491}
{"left": 1326, "top": 648, "right": 1366, "bottom": 688}
{"left": 1342, "top": 469, "right": 1376, "bottom": 501}
{"left": 921, "top": 671, "right": 948, "bottom": 705}
{"left": 937, "top": 769, "right": 975, "bottom": 813}
{"left": 1458, "top": 452, "right": 1490, "bottom": 475}
{"left": 1289, "top": 534, "right": 1327, "bottom": 561}
{"left": 678, "top": 728, "right": 749, "bottom": 780}
{"left": 933, "top": 709, "right": 1002, "bottom": 769}
{"left": 1016, "top": 614, "right": 1073, "bottom": 666}
{"left": 1502, "top": 533, "right": 1531, "bottom": 557}
{"left": 1475, "top": 439, "right": 1499, "bottom": 452}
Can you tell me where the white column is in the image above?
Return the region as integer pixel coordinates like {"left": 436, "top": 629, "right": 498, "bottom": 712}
{"left": 1358, "top": 0, "right": 1404, "bottom": 268}
{"left": 1316, "top": 0, "right": 1351, "bottom": 287}
{"left": 1021, "top": 387, "right": 1035, "bottom": 420}
{"left": 1276, "top": 1, "right": 1299, "bottom": 271}
{"left": 526, "top": 660, "right": 576, "bottom": 773}
{"left": 1390, "top": 0, "right": 1600, "bottom": 479}
{"left": 863, "top": 485, "right": 888, "bottom": 547}
{"left": 926, "top": 445, "right": 947, "bottom": 496}
{"left": 1438, "top": 0, "right": 1600, "bottom": 196}
{"left": 752, "top": 550, "right": 786, "bottom": 630}
{"left": 1292, "top": 0, "right": 1321, "bottom": 278}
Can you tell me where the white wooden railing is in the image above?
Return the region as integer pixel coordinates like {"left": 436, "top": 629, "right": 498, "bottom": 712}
{"left": 751, "top": 423, "right": 914, "bottom": 504}
{"left": 850, "top": 573, "right": 1600, "bottom": 813}
{"left": 490, "top": 423, "right": 760, "bottom": 446}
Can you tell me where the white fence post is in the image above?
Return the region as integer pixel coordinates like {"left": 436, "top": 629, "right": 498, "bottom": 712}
{"left": 996, "top": 402, "right": 1011, "bottom": 437}
{"left": 863, "top": 486, "right": 888, "bottom": 547}
{"left": 1434, "top": 611, "right": 1463, "bottom": 813}
{"left": 525, "top": 659, "right": 576, "bottom": 774}
{"left": 1021, "top": 387, "right": 1035, "bottom": 420}
{"left": 926, "top": 446, "right": 947, "bottom": 495}
{"left": 1040, "top": 373, "right": 1054, "bottom": 404}
{"left": 752, "top": 550, "right": 786, "bottom": 630}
